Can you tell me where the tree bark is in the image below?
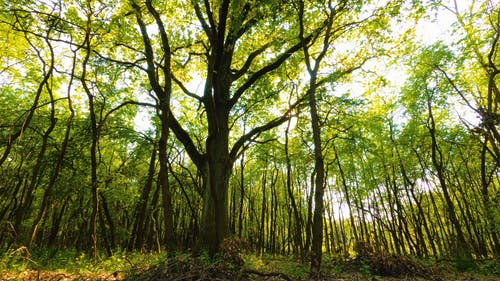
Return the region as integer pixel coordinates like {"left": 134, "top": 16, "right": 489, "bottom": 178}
{"left": 79, "top": 12, "right": 99, "bottom": 259}
{"left": 298, "top": 0, "right": 333, "bottom": 273}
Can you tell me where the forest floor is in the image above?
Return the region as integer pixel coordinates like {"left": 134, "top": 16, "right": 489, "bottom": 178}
{"left": 1, "top": 247, "right": 500, "bottom": 280}
{"left": 2, "top": 268, "right": 500, "bottom": 281}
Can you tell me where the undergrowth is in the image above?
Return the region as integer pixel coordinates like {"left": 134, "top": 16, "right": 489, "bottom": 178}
{"left": 1, "top": 245, "right": 500, "bottom": 280}
{"left": 0, "top": 246, "right": 166, "bottom": 277}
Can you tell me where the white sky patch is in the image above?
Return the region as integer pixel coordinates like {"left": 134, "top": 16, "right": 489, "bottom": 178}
{"left": 415, "top": 9, "right": 456, "bottom": 45}
{"left": 133, "top": 105, "right": 155, "bottom": 133}
{"left": 325, "top": 189, "right": 353, "bottom": 221}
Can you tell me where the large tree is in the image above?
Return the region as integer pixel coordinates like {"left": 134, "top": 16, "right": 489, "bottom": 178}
{"left": 128, "top": 0, "right": 313, "bottom": 254}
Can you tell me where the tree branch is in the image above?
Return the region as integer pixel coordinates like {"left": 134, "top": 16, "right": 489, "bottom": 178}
{"left": 434, "top": 65, "right": 481, "bottom": 114}
{"left": 229, "top": 36, "right": 311, "bottom": 107}
{"left": 100, "top": 100, "right": 155, "bottom": 129}
{"left": 231, "top": 42, "right": 272, "bottom": 80}
{"left": 191, "top": 0, "right": 213, "bottom": 41}
{"left": 132, "top": 1, "right": 164, "bottom": 97}
{"left": 229, "top": 95, "right": 306, "bottom": 161}
{"left": 145, "top": 0, "right": 172, "bottom": 91}
{"left": 172, "top": 74, "right": 203, "bottom": 102}
{"left": 167, "top": 109, "right": 205, "bottom": 169}
{"left": 93, "top": 50, "right": 147, "bottom": 71}
{"left": 217, "top": 0, "right": 231, "bottom": 48}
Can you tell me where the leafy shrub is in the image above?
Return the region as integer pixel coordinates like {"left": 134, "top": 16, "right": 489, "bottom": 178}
{"left": 352, "top": 240, "right": 428, "bottom": 278}
{"left": 480, "top": 259, "right": 500, "bottom": 275}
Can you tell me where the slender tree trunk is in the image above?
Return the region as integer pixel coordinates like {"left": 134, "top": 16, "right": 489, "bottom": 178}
{"left": 300, "top": 18, "right": 329, "bottom": 276}
{"left": 304, "top": 172, "right": 314, "bottom": 258}
{"left": 12, "top": 27, "right": 57, "bottom": 244}
{"left": 230, "top": 179, "right": 236, "bottom": 235}
{"left": 47, "top": 197, "right": 68, "bottom": 247}
{"left": 427, "top": 98, "right": 471, "bottom": 261}
{"left": 259, "top": 167, "right": 267, "bottom": 255}
{"left": 98, "top": 201, "right": 112, "bottom": 257}
{"left": 88, "top": 97, "right": 99, "bottom": 260}
{"left": 29, "top": 54, "right": 76, "bottom": 247}
{"left": 334, "top": 146, "right": 358, "bottom": 242}
{"left": 480, "top": 138, "right": 500, "bottom": 257}
{"left": 145, "top": 180, "right": 161, "bottom": 250}
{"left": 238, "top": 150, "right": 245, "bottom": 238}
{"left": 80, "top": 14, "right": 99, "bottom": 259}
{"left": 14, "top": 93, "right": 57, "bottom": 242}
{"left": 100, "top": 194, "right": 116, "bottom": 250}
{"left": 392, "top": 131, "right": 433, "bottom": 257}
{"left": 309, "top": 85, "right": 326, "bottom": 276}
{"left": 284, "top": 117, "right": 304, "bottom": 255}
{"left": 130, "top": 144, "right": 157, "bottom": 250}
{"left": 270, "top": 168, "right": 279, "bottom": 253}
{"left": 169, "top": 162, "right": 199, "bottom": 249}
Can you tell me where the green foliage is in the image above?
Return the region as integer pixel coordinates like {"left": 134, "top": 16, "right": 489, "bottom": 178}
{"left": 0, "top": 247, "right": 32, "bottom": 272}
{"left": 479, "top": 259, "right": 500, "bottom": 275}
{"left": 359, "top": 257, "right": 373, "bottom": 277}
{"left": 0, "top": 248, "right": 167, "bottom": 276}
{"left": 454, "top": 257, "right": 478, "bottom": 272}
{"left": 244, "top": 254, "right": 309, "bottom": 279}
{"left": 2, "top": 249, "right": 500, "bottom": 280}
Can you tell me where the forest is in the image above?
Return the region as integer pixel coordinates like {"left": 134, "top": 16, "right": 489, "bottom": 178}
{"left": 0, "top": 0, "right": 499, "bottom": 280}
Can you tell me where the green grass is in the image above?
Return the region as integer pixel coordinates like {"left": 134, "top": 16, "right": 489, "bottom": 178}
{"left": 0, "top": 246, "right": 167, "bottom": 277}
{"left": 243, "top": 253, "right": 309, "bottom": 279}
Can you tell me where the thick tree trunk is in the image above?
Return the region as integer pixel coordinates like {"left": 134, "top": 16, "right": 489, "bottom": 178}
{"left": 199, "top": 162, "right": 231, "bottom": 256}
{"left": 199, "top": 121, "right": 232, "bottom": 255}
